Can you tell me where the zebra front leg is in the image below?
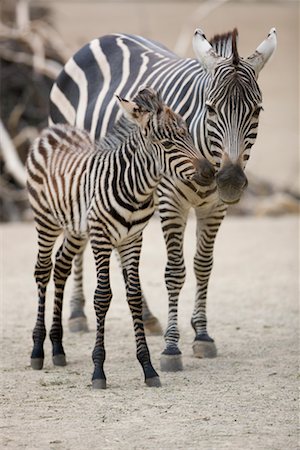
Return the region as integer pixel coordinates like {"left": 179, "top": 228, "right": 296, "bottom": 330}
{"left": 31, "top": 226, "right": 61, "bottom": 370}
{"left": 191, "top": 207, "right": 226, "bottom": 358}
{"left": 159, "top": 202, "right": 188, "bottom": 372}
{"left": 89, "top": 233, "right": 113, "bottom": 389}
{"left": 118, "top": 237, "right": 161, "bottom": 387}
{"left": 116, "top": 250, "right": 162, "bottom": 335}
{"left": 50, "top": 235, "right": 87, "bottom": 366}
{"left": 68, "top": 249, "right": 89, "bottom": 333}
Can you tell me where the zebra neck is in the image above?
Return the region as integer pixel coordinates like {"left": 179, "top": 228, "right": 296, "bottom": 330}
{"left": 123, "top": 133, "right": 161, "bottom": 205}
{"left": 96, "top": 129, "right": 160, "bottom": 206}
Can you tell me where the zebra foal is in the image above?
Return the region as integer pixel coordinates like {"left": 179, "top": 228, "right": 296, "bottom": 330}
{"left": 27, "top": 87, "right": 212, "bottom": 388}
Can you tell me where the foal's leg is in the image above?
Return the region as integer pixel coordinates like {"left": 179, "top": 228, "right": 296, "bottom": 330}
{"left": 191, "top": 205, "right": 226, "bottom": 358}
{"left": 50, "top": 234, "right": 87, "bottom": 366}
{"left": 68, "top": 248, "right": 89, "bottom": 333}
{"left": 118, "top": 235, "right": 160, "bottom": 387}
{"left": 115, "top": 250, "right": 162, "bottom": 336}
{"left": 89, "top": 231, "right": 113, "bottom": 389}
{"left": 68, "top": 248, "right": 162, "bottom": 335}
{"left": 31, "top": 224, "right": 61, "bottom": 370}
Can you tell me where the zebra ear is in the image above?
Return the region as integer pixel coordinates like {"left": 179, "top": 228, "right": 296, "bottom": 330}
{"left": 246, "top": 28, "right": 277, "bottom": 78}
{"left": 117, "top": 96, "right": 150, "bottom": 129}
{"left": 193, "top": 28, "right": 225, "bottom": 72}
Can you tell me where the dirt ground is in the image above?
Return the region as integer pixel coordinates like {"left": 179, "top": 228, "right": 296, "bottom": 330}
{"left": 1, "top": 1, "right": 299, "bottom": 449}
{"left": 1, "top": 215, "right": 299, "bottom": 450}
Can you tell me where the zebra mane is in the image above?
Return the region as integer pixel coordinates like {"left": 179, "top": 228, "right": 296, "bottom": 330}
{"left": 133, "top": 86, "right": 163, "bottom": 114}
{"left": 97, "top": 87, "right": 164, "bottom": 152}
{"left": 210, "top": 28, "right": 239, "bottom": 65}
{"left": 97, "top": 115, "right": 136, "bottom": 152}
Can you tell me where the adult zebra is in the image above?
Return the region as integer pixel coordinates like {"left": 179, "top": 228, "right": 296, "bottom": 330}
{"left": 49, "top": 27, "right": 277, "bottom": 371}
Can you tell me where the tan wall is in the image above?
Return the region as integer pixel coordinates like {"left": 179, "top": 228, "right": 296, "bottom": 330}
{"left": 46, "top": 1, "right": 299, "bottom": 188}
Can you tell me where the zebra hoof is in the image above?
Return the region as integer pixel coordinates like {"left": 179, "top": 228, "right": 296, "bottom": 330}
{"left": 31, "top": 358, "right": 44, "bottom": 370}
{"left": 52, "top": 354, "right": 67, "bottom": 366}
{"left": 68, "top": 316, "right": 89, "bottom": 333}
{"left": 160, "top": 353, "right": 183, "bottom": 372}
{"left": 92, "top": 379, "right": 107, "bottom": 389}
{"left": 145, "top": 376, "right": 161, "bottom": 387}
{"left": 144, "top": 317, "right": 163, "bottom": 336}
{"left": 192, "top": 340, "right": 217, "bottom": 358}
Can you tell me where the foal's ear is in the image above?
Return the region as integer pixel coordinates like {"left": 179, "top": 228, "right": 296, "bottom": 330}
{"left": 116, "top": 95, "right": 150, "bottom": 130}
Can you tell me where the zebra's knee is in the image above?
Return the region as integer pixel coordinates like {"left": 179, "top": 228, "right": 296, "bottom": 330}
{"left": 34, "top": 260, "right": 53, "bottom": 285}
{"left": 193, "top": 254, "right": 213, "bottom": 279}
{"left": 165, "top": 259, "right": 186, "bottom": 292}
{"left": 53, "top": 259, "right": 73, "bottom": 285}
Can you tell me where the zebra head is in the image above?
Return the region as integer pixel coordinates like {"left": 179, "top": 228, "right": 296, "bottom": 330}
{"left": 193, "top": 27, "right": 277, "bottom": 204}
{"left": 118, "top": 86, "right": 214, "bottom": 185}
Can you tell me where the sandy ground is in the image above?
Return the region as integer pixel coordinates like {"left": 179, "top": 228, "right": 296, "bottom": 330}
{"left": 1, "top": 215, "right": 299, "bottom": 449}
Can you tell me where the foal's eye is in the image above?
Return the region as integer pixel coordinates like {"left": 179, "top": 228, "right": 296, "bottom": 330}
{"left": 162, "top": 140, "right": 174, "bottom": 149}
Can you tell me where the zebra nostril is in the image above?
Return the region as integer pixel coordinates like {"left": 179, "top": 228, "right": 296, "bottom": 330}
{"left": 243, "top": 177, "right": 248, "bottom": 189}
{"left": 192, "top": 158, "right": 215, "bottom": 186}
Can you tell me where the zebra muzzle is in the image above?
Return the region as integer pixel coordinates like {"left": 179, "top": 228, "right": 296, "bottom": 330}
{"left": 216, "top": 162, "right": 248, "bottom": 204}
{"left": 192, "top": 158, "right": 215, "bottom": 186}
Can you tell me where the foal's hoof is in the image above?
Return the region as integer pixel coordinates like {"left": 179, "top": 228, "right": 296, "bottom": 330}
{"left": 144, "top": 317, "right": 163, "bottom": 336}
{"left": 192, "top": 340, "right": 217, "bottom": 358}
{"left": 52, "top": 354, "right": 67, "bottom": 366}
{"left": 160, "top": 353, "right": 183, "bottom": 372}
{"left": 145, "top": 376, "right": 161, "bottom": 387}
{"left": 31, "top": 358, "right": 44, "bottom": 370}
{"left": 68, "top": 316, "right": 89, "bottom": 333}
{"left": 92, "top": 379, "right": 107, "bottom": 389}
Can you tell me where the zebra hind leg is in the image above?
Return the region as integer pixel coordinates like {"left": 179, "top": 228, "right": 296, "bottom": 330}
{"left": 31, "top": 226, "right": 61, "bottom": 370}
{"left": 68, "top": 250, "right": 89, "bottom": 333}
{"left": 50, "top": 235, "right": 87, "bottom": 366}
{"left": 119, "top": 238, "right": 161, "bottom": 387}
{"left": 115, "top": 249, "right": 162, "bottom": 336}
{"left": 142, "top": 294, "right": 163, "bottom": 336}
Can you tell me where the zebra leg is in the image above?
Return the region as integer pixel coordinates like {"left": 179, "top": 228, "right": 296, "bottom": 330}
{"left": 89, "top": 233, "right": 113, "bottom": 389}
{"left": 31, "top": 225, "right": 61, "bottom": 370}
{"left": 50, "top": 234, "right": 87, "bottom": 366}
{"left": 68, "top": 248, "right": 89, "bottom": 333}
{"left": 191, "top": 206, "right": 226, "bottom": 358}
{"left": 118, "top": 237, "right": 161, "bottom": 387}
{"left": 115, "top": 250, "right": 162, "bottom": 336}
{"left": 159, "top": 198, "right": 189, "bottom": 372}
{"left": 142, "top": 292, "right": 163, "bottom": 336}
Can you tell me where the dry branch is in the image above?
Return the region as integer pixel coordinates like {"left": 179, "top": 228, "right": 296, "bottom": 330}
{"left": 0, "top": 0, "right": 67, "bottom": 221}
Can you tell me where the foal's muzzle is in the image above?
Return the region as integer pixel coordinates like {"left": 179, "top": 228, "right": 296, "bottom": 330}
{"left": 216, "top": 163, "right": 248, "bottom": 204}
{"left": 192, "top": 158, "right": 215, "bottom": 186}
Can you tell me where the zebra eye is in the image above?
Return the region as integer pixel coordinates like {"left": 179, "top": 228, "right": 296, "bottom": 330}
{"left": 206, "top": 103, "right": 216, "bottom": 115}
{"left": 253, "top": 106, "right": 263, "bottom": 118}
{"left": 162, "top": 140, "right": 174, "bottom": 149}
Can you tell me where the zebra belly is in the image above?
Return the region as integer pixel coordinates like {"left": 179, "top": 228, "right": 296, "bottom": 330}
{"left": 87, "top": 198, "right": 156, "bottom": 246}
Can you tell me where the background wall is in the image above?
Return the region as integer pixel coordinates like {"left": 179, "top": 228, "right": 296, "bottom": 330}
{"left": 45, "top": 0, "right": 299, "bottom": 188}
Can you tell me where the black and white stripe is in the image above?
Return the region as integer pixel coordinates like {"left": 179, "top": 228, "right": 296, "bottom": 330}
{"left": 49, "top": 28, "right": 277, "bottom": 370}
{"left": 27, "top": 87, "right": 207, "bottom": 387}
